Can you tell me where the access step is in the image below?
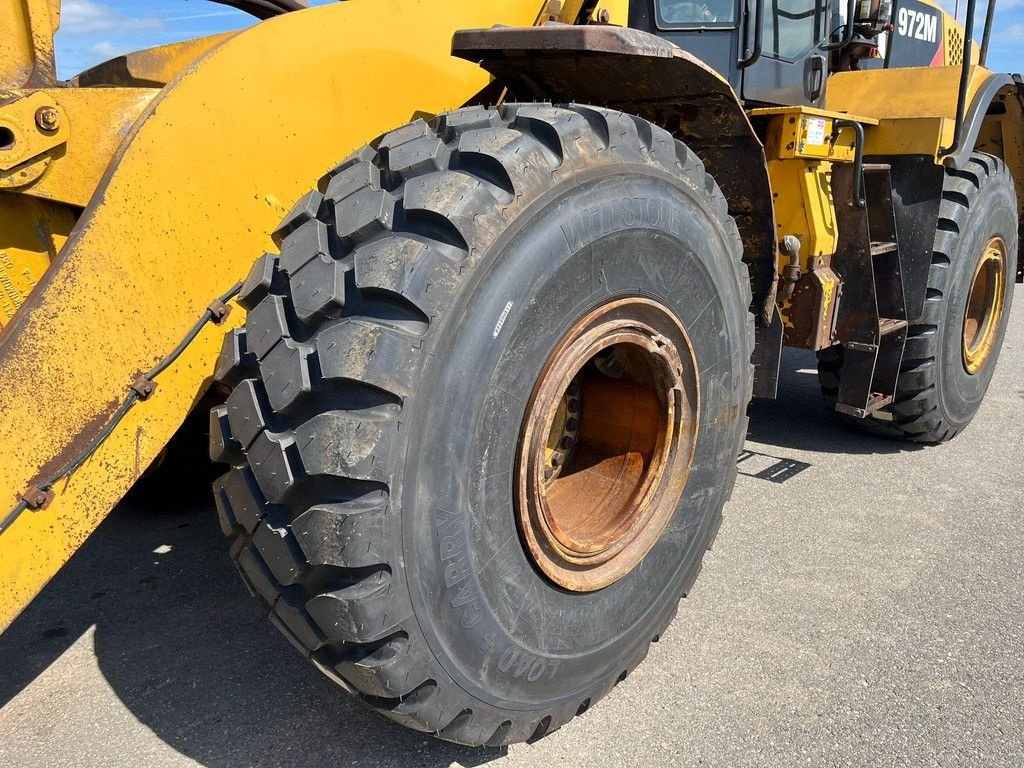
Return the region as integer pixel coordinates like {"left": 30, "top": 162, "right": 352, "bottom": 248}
{"left": 836, "top": 392, "right": 895, "bottom": 419}
{"left": 878, "top": 317, "right": 908, "bottom": 336}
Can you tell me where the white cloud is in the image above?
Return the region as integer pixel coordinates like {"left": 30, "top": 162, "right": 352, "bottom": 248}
{"left": 157, "top": 11, "right": 241, "bottom": 23}
{"left": 934, "top": 0, "right": 1024, "bottom": 19}
{"left": 87, "top": 41, "right": 127, "bottom": 59}
{"left": 998, "top": 22, "right": 1024, "bottom": 42}
{"left": 61, "top": 0, "right": 162, "bottom": 35}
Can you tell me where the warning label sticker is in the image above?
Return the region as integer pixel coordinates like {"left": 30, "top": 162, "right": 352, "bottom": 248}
{"left": 805, "top": 117, "right": 827, "bottom": 146}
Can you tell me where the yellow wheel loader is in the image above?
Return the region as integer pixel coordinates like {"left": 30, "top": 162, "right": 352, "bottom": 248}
{"left": 2, "top": 0, "right": 1021, "bottom": 747}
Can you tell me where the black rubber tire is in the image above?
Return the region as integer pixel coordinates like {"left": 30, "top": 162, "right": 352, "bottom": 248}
{"left": 818, "top": 153, "right": 1018, "bottom": 442}
{"left": 210, "top": 104, "right": 753, "bottom": 746}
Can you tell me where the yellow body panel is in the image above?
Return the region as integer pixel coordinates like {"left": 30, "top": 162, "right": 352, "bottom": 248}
{"left": 0, "top": 0, "right": 546, "bottom": 631}
{"left": 0, "top": 0, "right": 59, "bottom": 88}
{"left": 768, "top": 159, "right": 837, "bottom": 269}
{"left": 826, "top": 65, "right": 992, "bottom": 158}
{"left": 752, "top": 108, "right": 873, "bottom": 279}
{"left": 0, "top": 195, "right": 73, "bottom": 323}
{"left": 750, "top": 105, "right": 877, "bottom": 163}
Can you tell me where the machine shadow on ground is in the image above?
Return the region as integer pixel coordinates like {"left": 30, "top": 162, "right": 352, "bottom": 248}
{"left": 1, "top": 349, "right": 916, "bottom": 767}
{"left": 0, "top": 488, "right": 502, "bottom": 768}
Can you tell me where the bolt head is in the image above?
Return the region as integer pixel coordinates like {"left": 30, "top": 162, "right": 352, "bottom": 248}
{"left": 596, "top": 8, "right": 611, "bottom": 22}
{"left": 35, "top": 106, "right": 59, "bottom": 132}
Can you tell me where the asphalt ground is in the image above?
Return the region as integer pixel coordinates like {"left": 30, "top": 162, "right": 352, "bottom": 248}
{"left": 1, "top": 300, "right": 1021, "bottom": 768}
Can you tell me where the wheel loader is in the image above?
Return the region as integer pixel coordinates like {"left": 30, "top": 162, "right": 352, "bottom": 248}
{"left": 1, "top": 0, "right": 1020, "bottom": 747}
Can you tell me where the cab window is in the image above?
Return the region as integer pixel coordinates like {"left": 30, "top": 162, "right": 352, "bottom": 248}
{"left": 763, "top": 0, "right": 823, "bottom": 61}
{"left": 656, "top": 0, "right": 739, "bottom": 27}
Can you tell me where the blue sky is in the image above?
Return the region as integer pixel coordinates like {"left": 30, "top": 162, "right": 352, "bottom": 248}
{"left": 53, "top": 0, "right": 1021, "bottom": 79}
{"left": 53, "top": 1, "right": 332, "bottom": 77}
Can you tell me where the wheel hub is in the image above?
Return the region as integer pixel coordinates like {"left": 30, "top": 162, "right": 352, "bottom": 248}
{"left": 516, "top": 298, "right": 700, "bottom": 592}
{"left": 962, "top": 236, "right": 1007, "bottom": 375}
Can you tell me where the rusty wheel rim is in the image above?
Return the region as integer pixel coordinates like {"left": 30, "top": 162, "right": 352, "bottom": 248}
{"left": 962, "top": 237, "right": 1007, "bottom": 375}
{"left": 516, "top": 298, "right": 700, "bottom": 592}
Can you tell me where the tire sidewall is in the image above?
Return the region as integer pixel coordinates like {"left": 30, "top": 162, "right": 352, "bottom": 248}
{"left": 935, "top": 170, "right": 1018, "bottom": 428}
{"left": 397, "top": 168, "right": 749, "bottom": 711}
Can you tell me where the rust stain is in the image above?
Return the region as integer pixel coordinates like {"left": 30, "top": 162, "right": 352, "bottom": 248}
{"left": 25, "top": 396, "right": 122, "bottom": 493}
{"left": 134, "top": 425, "right": 144, "bottom": 480}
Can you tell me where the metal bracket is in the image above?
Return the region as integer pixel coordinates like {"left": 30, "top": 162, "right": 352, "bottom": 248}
{"left": 130, "top": 374, "right": 158, "bottom": 400}
{"left": 19, "top": 485, "right": 54, "bottom": 510}
{"left": 844, "top": 340, "right": 877, "bottom": 354}
{"left": 208, "top": 298, "right": 233, "bottom": 324}
{"left": 0, "top": 92, "right": 69, "bottom": 172}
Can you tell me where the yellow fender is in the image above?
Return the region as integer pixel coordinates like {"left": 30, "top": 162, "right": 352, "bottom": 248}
{"left": 0, "top": 0, "right": 546, "bottom": 630}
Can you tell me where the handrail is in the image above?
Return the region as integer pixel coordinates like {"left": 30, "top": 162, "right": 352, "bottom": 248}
{"left": 883, "top": 0, "right": 900, "bottom": 68}
{"left": 980, "top": 0, "right": 996, "bottom": 66}
{"left": 738, "top": 0, "right": 764, "bottom": 68}
{"left": 939, "top": 0, "right": 978, "bottom": 157}
{"left": 820, "top": 0, "right": 857, "bottom": 51}
{"left": 831, "top": 120, "right": 865, "bottom": 208}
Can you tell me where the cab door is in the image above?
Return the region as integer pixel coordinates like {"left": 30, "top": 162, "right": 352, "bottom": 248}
{"left": 740, "top": 0, "right": 829, "bottom": 106}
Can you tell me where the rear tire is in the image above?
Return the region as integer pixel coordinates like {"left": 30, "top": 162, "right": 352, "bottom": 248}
{"left": 819, "top": 153, "right": 1017, "bottom": 442}
{"left": 210, "top": 104, "right": 753, "bottom": 745}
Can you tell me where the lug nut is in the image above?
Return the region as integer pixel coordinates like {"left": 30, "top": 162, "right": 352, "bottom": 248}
{"left": 544, "top": 467, "right": 554, "bottom": 480}
{"left": 567, "top": 398, "right": 580, "bottom": 411}
{"left": 559, "top": 436, "right": 574, "bottom": 450}
{"left": 565, "top": 417, "right": 579, "bottom": 431}
{"left": 567, "top": 381, "right": 580, "bottom": 397}
{"left": 551, "top": 452, "right": 564, "bottom": 467}
{"left": 35, "top": 106, "right": 60, "bottom": 132}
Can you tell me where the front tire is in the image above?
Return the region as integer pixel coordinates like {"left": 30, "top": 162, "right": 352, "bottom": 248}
{"left": 210, "top": 104, "right": 753, "bottom": 745}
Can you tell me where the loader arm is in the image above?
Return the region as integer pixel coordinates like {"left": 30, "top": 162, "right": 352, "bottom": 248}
{"left": 0, "top": 0, "right": 550, "bottom": 631}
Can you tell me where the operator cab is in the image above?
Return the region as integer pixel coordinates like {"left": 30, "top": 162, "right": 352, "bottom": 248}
{"left": 628, "top": 0, "right": 906, "bottom": 108}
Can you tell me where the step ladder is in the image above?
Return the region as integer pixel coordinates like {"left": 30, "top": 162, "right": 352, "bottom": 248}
{"left": 830, "top": 163, "right": 909, "bottom": 419}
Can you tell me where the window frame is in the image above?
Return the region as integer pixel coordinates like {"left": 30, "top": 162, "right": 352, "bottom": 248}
{"left": 653, "top": 0, "right": 743, "bottom": 31}
{"left": 760, "top": 0, "right": 829, "bottom": 63}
